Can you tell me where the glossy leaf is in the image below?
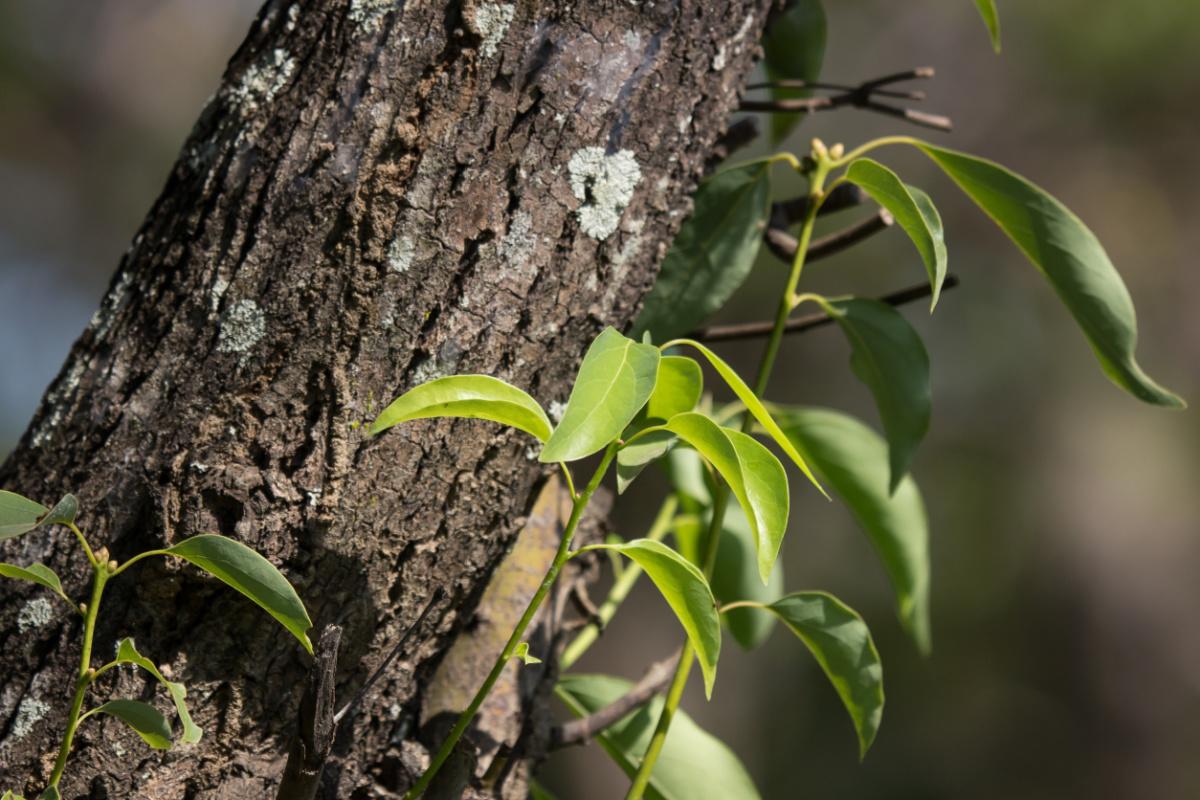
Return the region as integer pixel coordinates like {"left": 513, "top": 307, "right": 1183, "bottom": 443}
{"left": 511, "top": 642, "right": 542, "bottom": 665}
{"left": 0, "top": 490, "right": 48, "bottom": 541}
{"left": 815, "top": 296, "right": 931, "bottom": 492}
{"left": 3, "top": 790, "right": 28, "bottom": 800}
{"left": 582, "top": 539, "right": 720, "bottom": 698}
{"left": 556, "top": 674, "right": 761, "bottom": 800}
{"left": 844, "top": 159, "right": 948, "bottom": 309}
{"left": 114, "top": 638, "right": 201, "bottom": 744}
{"left": 711, "top": 506, "right": 783, "bottom": 651}
{"left": 913, "top": 141, "right": 1184, "bottom": 408}
{"left": 643, "top": 357, "right": 703, "bottom": 422}
{"left": 37, "top": 791, "right": 59, "bottom": 800}
{"left": 0, "top": 562, "right": 71, "bottom": 608}
{"left": 762, "top": 0, "right": 828, "bottom": 143}
{"left": 40, "top": 494, "right": 79, "bottom": 527}
{"left": 370, "top": 375, "right": 552, "bottom": 442}
{"left": 973, "top": 0, "right": 1002, "bottom": 53}
{"left": 617, "top": 429, "right": 678, "bottom": 495}
{"left": 540, "top": 328, "right": 660, "bottom": 462}
{"left": 755, "top": 592, "right": 884, "bottom": 757}
{"left": 632, "top": 163, "right": 772, "bottom": 342}
{"left": 165, "top": 534, "right": 314, "bottom": 654}
{"left": 88, "top": 699, "right": 173, "bottom": 750}
{"left": 780, "top": 408, "right": 930, "bottom": 654}
{"left": 663, "top": 413, "right": 788, "bottom": 585}
{"left": 669, "top": 340, "right": 826, "bottom": 497}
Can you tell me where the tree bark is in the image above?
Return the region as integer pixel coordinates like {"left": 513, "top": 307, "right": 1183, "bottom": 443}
{"left": 0, "top": 0, "right": 773, "bottom": 796}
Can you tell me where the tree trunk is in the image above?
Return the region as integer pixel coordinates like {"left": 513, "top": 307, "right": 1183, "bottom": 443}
{"left": 0, "top": 1, "right": 773, "bottom": 796}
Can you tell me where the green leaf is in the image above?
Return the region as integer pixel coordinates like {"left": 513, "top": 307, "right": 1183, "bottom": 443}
{"left": 662, "top": 413, "right": 788, "bottom": 586}
{"left": 529, "top": 780, "right": 559, "bottom": 800}
{"left": 582, "top": 539, "right": 720, "bottom": 698}
{"left": 3, "top": 790, "right": 28, "bottom": 800}
{"left": 754, "top": 591, "right": 885, "bottom": 758}
{"left": 541, "top": 328, "right": 661, "bottom": 462}
{"left": 556, "top": 674, "right": 761, "bottom": 800}
{"left": 779, "top": 408, "right": 931, "bottom": 654}
{"left": 165, "top": 534, "right": 314, "bottom": 654}
{"left": 762, "top": 0, "right": 828, "bottom": 143}
{"left": 843, "top": 160, "right": 948, "bottom": 309}
{"left": 113, "top": 638, "right": 201, "bottom": 745}
{"left": 643, "top": 357, "right": 703, "bottom": 422}
{"left": 39, "top": 495, "right": 79, "bottom": 527}
{"left": 370, "top": 374, "right": 552, "bottom": 442}
{"left": 0, "top": 562, "right": 71, "bottom": 608}
{"left": 511, "top": 642, "right": 542, "bottom": 665}
{"left": 0, "top": 490, "right": 48, "bottom": 541}
{"left": 632, "top": 163, "right": 772, "bottom": 343}
{"left": 617, "top": 429, "right": 678, "bottom": 495}
{"left": 88, "top": 699, "right": 173, "bottom": 750}
{"left": 669, "top": 340, "right": 827, "bottom": 497}
{"left": 710, "top": 506, "right": 783, "bottom": 651}
{"left": 37, "top": 791, "right": 59, "bottom": 800}
{"left": 814, "top": 296, "right": 931, "bottom": 492}
{"left": 912, "top": 141, "right": 1184, "bottom": 408}
{"left": 973, "top": 0, "right": 1002, "bottom": 53}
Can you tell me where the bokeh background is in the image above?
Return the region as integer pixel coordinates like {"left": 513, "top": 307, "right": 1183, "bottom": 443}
{"left": 1, "top": 2, "right": 1197, "bottom": 798}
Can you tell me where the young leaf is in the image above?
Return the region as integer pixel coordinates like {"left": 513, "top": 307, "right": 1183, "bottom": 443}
{"left": 663, "top": 413, "right": 789, "bottom": 585}
{"left": 556, "top": 674, "right": 761, "bottom": 800}
{"left": 779, "top": 408, "right": 931, "bottom": 654}
{"left": 39, "top": 495, "right": 79, "bottom": 527}
{"left": 643, "top": 356, "right": 704, "bottom": 422}
{"left": 511, "top": 642, "right": 542, "bottom": 665}
{"left": 0, "top": 490, "right": 48, "bottom": 541}
{"left": 540, "top": 328, "right": 660, "bottom": 462}
{"left": 668, "top": 339, "right": 827, "bottom": 497}
{"left": 762, "top": 0, "right": 828, "bottom": 143}
{"left": 912, "top": 141, "right": 1184, "bottom": 408}
{"left": 87, "top": 699, "right": 173, "bottom": 750}
{"left": 37, "top": 791, "right": 58, "bottom": 800}
{"left": 843, "top": 159, "right": 948, "bottom": 309}
{"left": 0, "top": 562, "right": 72, "bottom": 608}
{"left": 165, "top": 534, "right": 314, "bottom": 654}
{"left": 814, "top": 296, "right": 931, "bottom": 492}
{"left": 3, "top": 790, "right": 28, "bottom": 799}
{"left": 753, "top": 592, "right": 885, "bottom": 758}
{"left": 617, "top": 429, "right": 678, "bottom": 495}
{"left": 710, "top": 506, "right": 783, "bottom": 651}
{"left": 113, "top": 638, "right": 201, "bottom": 744}
{"left": 370, "top": 375, "right": 552, "bottom": 442}
{"left": 973, "top": 0, "right": 1002, "bottom": 53}
{"left": 581, "top": 539, "right": 721, "bottom": 698}
{"left": 632, "top": 163, "right": 772, "bottom": 343}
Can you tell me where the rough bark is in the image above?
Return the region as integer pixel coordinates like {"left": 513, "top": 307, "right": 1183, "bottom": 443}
{"left": 0, "top": 0, "right": 773, "bottom": 796}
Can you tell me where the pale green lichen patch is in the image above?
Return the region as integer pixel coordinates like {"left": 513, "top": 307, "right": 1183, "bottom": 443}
{"left": 217, "top": 300, "right": 266, "bottom": 357}
{"left": 11, "top": 696, "right": 50, "bottom": 740}
{"left": 473, "top": 3, "right": 515, "bottom": 58}
{"left": 568, "top": 147, "right": 642, "bottom": 241}
{"left": 348, "top": 0, "right": 395, "bottom": 30}
{"left": 388, "top": 235, "right": 416, "bottom": 273}
{"left": 17, "top": 597, "right": 53, "bottom": 632}
{"left": 229, "top": 48, "right": 296, "bottom": 118}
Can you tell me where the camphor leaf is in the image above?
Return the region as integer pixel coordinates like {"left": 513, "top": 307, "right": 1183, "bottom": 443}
{"left": 812, "top": 296, "right": 931, "bottom": 492}
{"left": 511, "top": 642, "right": 542, "bottom": 665}
{"left": 541, "top": 328, "right": 660, "bottom": 462}
{"left": 762, "top": 0, "right": 828, "bottom": 143}
{"left": 165, "top": 534, "right": 314, "bottom": 654}
{"left": 580, "top": 539, "right": 721, "bottom": 698}
{"left": 632, "top": 163, "right": 772, "bottom": 343}
{"left": 747, "top": 592, "right": 884, "bottom": 758}
{"left": 0, "top": 490, "right": 48, "bottom": 541}
{"left": 710, "top": 506, "right": 783, "bottom": 651}
{"left": 662, "top": 413, "right": 788, "bottom": 586}
{"left": 912, "top": 141, "right": 1184, "bottom": 408}
{"left": 668, "top": 339, "right": 827, "bottom": 498}
{"left": 85, "top": 699, "right": 173, "bottom": 750}
{"left": 843, "top": 159, "right": 948, "bottom": 309}
{"left": 973, "top": 0, "right": 1002, "bottom": 53}
{"left": 39, "top": 495, "right": 79, "bottom": 527}
{"left": 779, "top": 408, "right": 931, "bottom": 654}
{"left": 371, "top": 375, "right": 552, "bottom": 442}
{"left": 3, "top": 789, "right": 28, "bottom": 799}
{"left": 617, "top": 429, "right": 678, "bottom": 495}
{"left": 0, "top": 562, "right": 72, "bottom": 608}
{"left": 113, "top": 638, "right": 201, "bottom": 744}
{"left": 643, "top": 356, "right": 703, "bottom": 422}
{"left": 556, "top": 674, "right": 761, "bottom": 800}
{"left": 37, "top": 791, "right": 58, "bottom": 800}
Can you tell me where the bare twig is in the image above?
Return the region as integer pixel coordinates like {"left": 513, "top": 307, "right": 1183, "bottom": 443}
{"left": 689, "top": 274, "right": 961, "bottom": 344}
{"left": 764, "top": 208, "right": 895, "bottom": 264}
{"left": 774, "top": 183, "right": 866, "bottom": 226}
{"left": 550, "top": 651, "right": 681, "bottom": 749}
{"left": 276, "top": 625, "right": 342, "bottom": 800}
{"left": 706, "top": 118, "right": 760, "bottom": 169}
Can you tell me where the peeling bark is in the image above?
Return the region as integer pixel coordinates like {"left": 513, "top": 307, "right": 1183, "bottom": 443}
{"left": 0, "top": 0, "right": 774, "bottom": 796}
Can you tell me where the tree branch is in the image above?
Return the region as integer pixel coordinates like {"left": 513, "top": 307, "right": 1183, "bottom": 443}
{"left": 764, "top": 208, "right": 895, "bottom": 265}
{"left": 550, "top": 651, "right": 680, "bottom": 749}
{"left": 689, "top": 275, "right": 961, "bottom": 343}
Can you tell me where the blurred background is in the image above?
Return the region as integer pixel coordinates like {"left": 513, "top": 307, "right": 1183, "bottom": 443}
{"left": 1, "top": 2, "right": 1196, "bottom": 798}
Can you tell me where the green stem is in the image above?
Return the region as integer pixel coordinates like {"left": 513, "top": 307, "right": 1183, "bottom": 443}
{"left": 626, "top": 159, "right": 832, "bottom": 800}
{"left": 66, "top": 521, "right": 98, "bottom": 568}
{"left": 559, "top": 495, "right": 678, "bottom": 671}
{"left": 829, "top": 134, "right": 918, "bottom": 168}
{"left": 404, "top": 444, "right": 619, "bottom": 799}
{"left": 47, "top": 562, "right": 109, "bottom": 789}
